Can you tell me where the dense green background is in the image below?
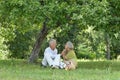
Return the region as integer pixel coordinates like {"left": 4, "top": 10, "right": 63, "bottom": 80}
{"left": 0, "top": 0, "right": 120, "bottom": 60}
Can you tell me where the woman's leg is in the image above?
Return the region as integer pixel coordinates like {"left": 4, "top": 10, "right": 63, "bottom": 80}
{"left": 65, "top": 61, "right": 76, "bottom": 70}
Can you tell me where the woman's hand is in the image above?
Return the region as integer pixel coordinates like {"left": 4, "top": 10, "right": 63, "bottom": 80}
{"left": 61, "top": 49, "right": 67, "bottom": 60}
{"left": 61, "top": 49, "right": 66, "bottom": 56}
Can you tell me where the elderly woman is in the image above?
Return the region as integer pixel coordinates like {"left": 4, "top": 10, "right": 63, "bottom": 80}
{"left": 61, "top": 41, "right": 77, "bottom": 70}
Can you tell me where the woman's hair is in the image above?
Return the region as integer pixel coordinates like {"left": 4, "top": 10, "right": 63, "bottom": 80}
{"left": 66, "top": 41, "right": 74, "bottom": 49}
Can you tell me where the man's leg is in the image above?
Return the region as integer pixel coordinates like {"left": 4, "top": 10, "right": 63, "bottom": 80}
{"left": 53, "top": 54, "right": 61, "bottom": 67}
{"left": 59, "top": 61, "right": 66, "bottom": 69}
{"left": 42, "top": 53, "right": 54, "bottom": 66}
{"left": 41, "top": 57, "right": 48, "bottom": 66}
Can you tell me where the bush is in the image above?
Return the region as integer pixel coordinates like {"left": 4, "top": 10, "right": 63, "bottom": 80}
{"left": 0, "top": 36, "right": 9, "bottom": 59}
{"left": 7, "top": 29, "right": 39, "bottom": 59}
{"left": 117, "top": 55, "right": 120, "bottom": 60}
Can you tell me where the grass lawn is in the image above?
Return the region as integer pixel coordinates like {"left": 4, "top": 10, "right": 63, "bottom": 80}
{"left": 0, "top": 59, "right": 120, "bottom": 80}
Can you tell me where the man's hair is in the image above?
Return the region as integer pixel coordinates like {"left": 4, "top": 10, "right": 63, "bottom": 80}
{"left": 49, "top": 39, "right": 56, "bottom": 45}
{"left": 66, "top": 41, "right": 74, "bottom": 49}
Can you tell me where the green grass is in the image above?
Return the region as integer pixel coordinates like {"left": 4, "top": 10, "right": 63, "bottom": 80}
{"left": 0, "top": 59, "right": 120, "bottom": 80}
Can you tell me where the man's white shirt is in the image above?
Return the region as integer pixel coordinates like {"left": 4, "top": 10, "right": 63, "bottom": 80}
{"left": 44, "top": 47, "right": 58, "bottom": 59}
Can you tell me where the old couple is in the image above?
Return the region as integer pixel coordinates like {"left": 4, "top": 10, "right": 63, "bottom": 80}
{"left": 41, "top": 39, "right": 77, "bottom": 70}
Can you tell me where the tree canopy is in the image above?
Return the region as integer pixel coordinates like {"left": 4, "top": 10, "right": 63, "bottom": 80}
{"left": 0, "top": 0, "right": 120, "bottom": 62}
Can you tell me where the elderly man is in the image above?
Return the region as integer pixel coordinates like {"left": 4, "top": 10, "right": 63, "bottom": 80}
{"left": 41, "top": 39, "right": 60, "bottom": 68}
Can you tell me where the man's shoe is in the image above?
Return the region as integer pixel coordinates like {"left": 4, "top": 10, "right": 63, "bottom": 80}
{"left": 41, "top": 63, "right": 47, "bottom": 68}
{"left": 51, "top": 65, "right": 59, "bottom": 69}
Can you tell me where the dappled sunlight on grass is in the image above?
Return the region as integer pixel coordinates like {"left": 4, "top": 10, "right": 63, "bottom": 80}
{"left": 77, "top": 59, "right": 107, "bottom": 62}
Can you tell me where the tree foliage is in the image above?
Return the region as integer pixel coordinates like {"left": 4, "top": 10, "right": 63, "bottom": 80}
{"left": 0, "top": 0, "right": 120, "bottom": 60}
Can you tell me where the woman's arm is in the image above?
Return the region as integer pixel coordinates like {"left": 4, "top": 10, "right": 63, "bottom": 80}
{"left": 61, "top": 49, "right": 67, "bottom": 60}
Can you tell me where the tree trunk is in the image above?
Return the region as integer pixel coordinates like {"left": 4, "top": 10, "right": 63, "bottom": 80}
{"left": 29, "top": 20, "right": 49, "bottom": 63}
{"left": 105, "top": 32, "right": 111, "bottom": 60}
